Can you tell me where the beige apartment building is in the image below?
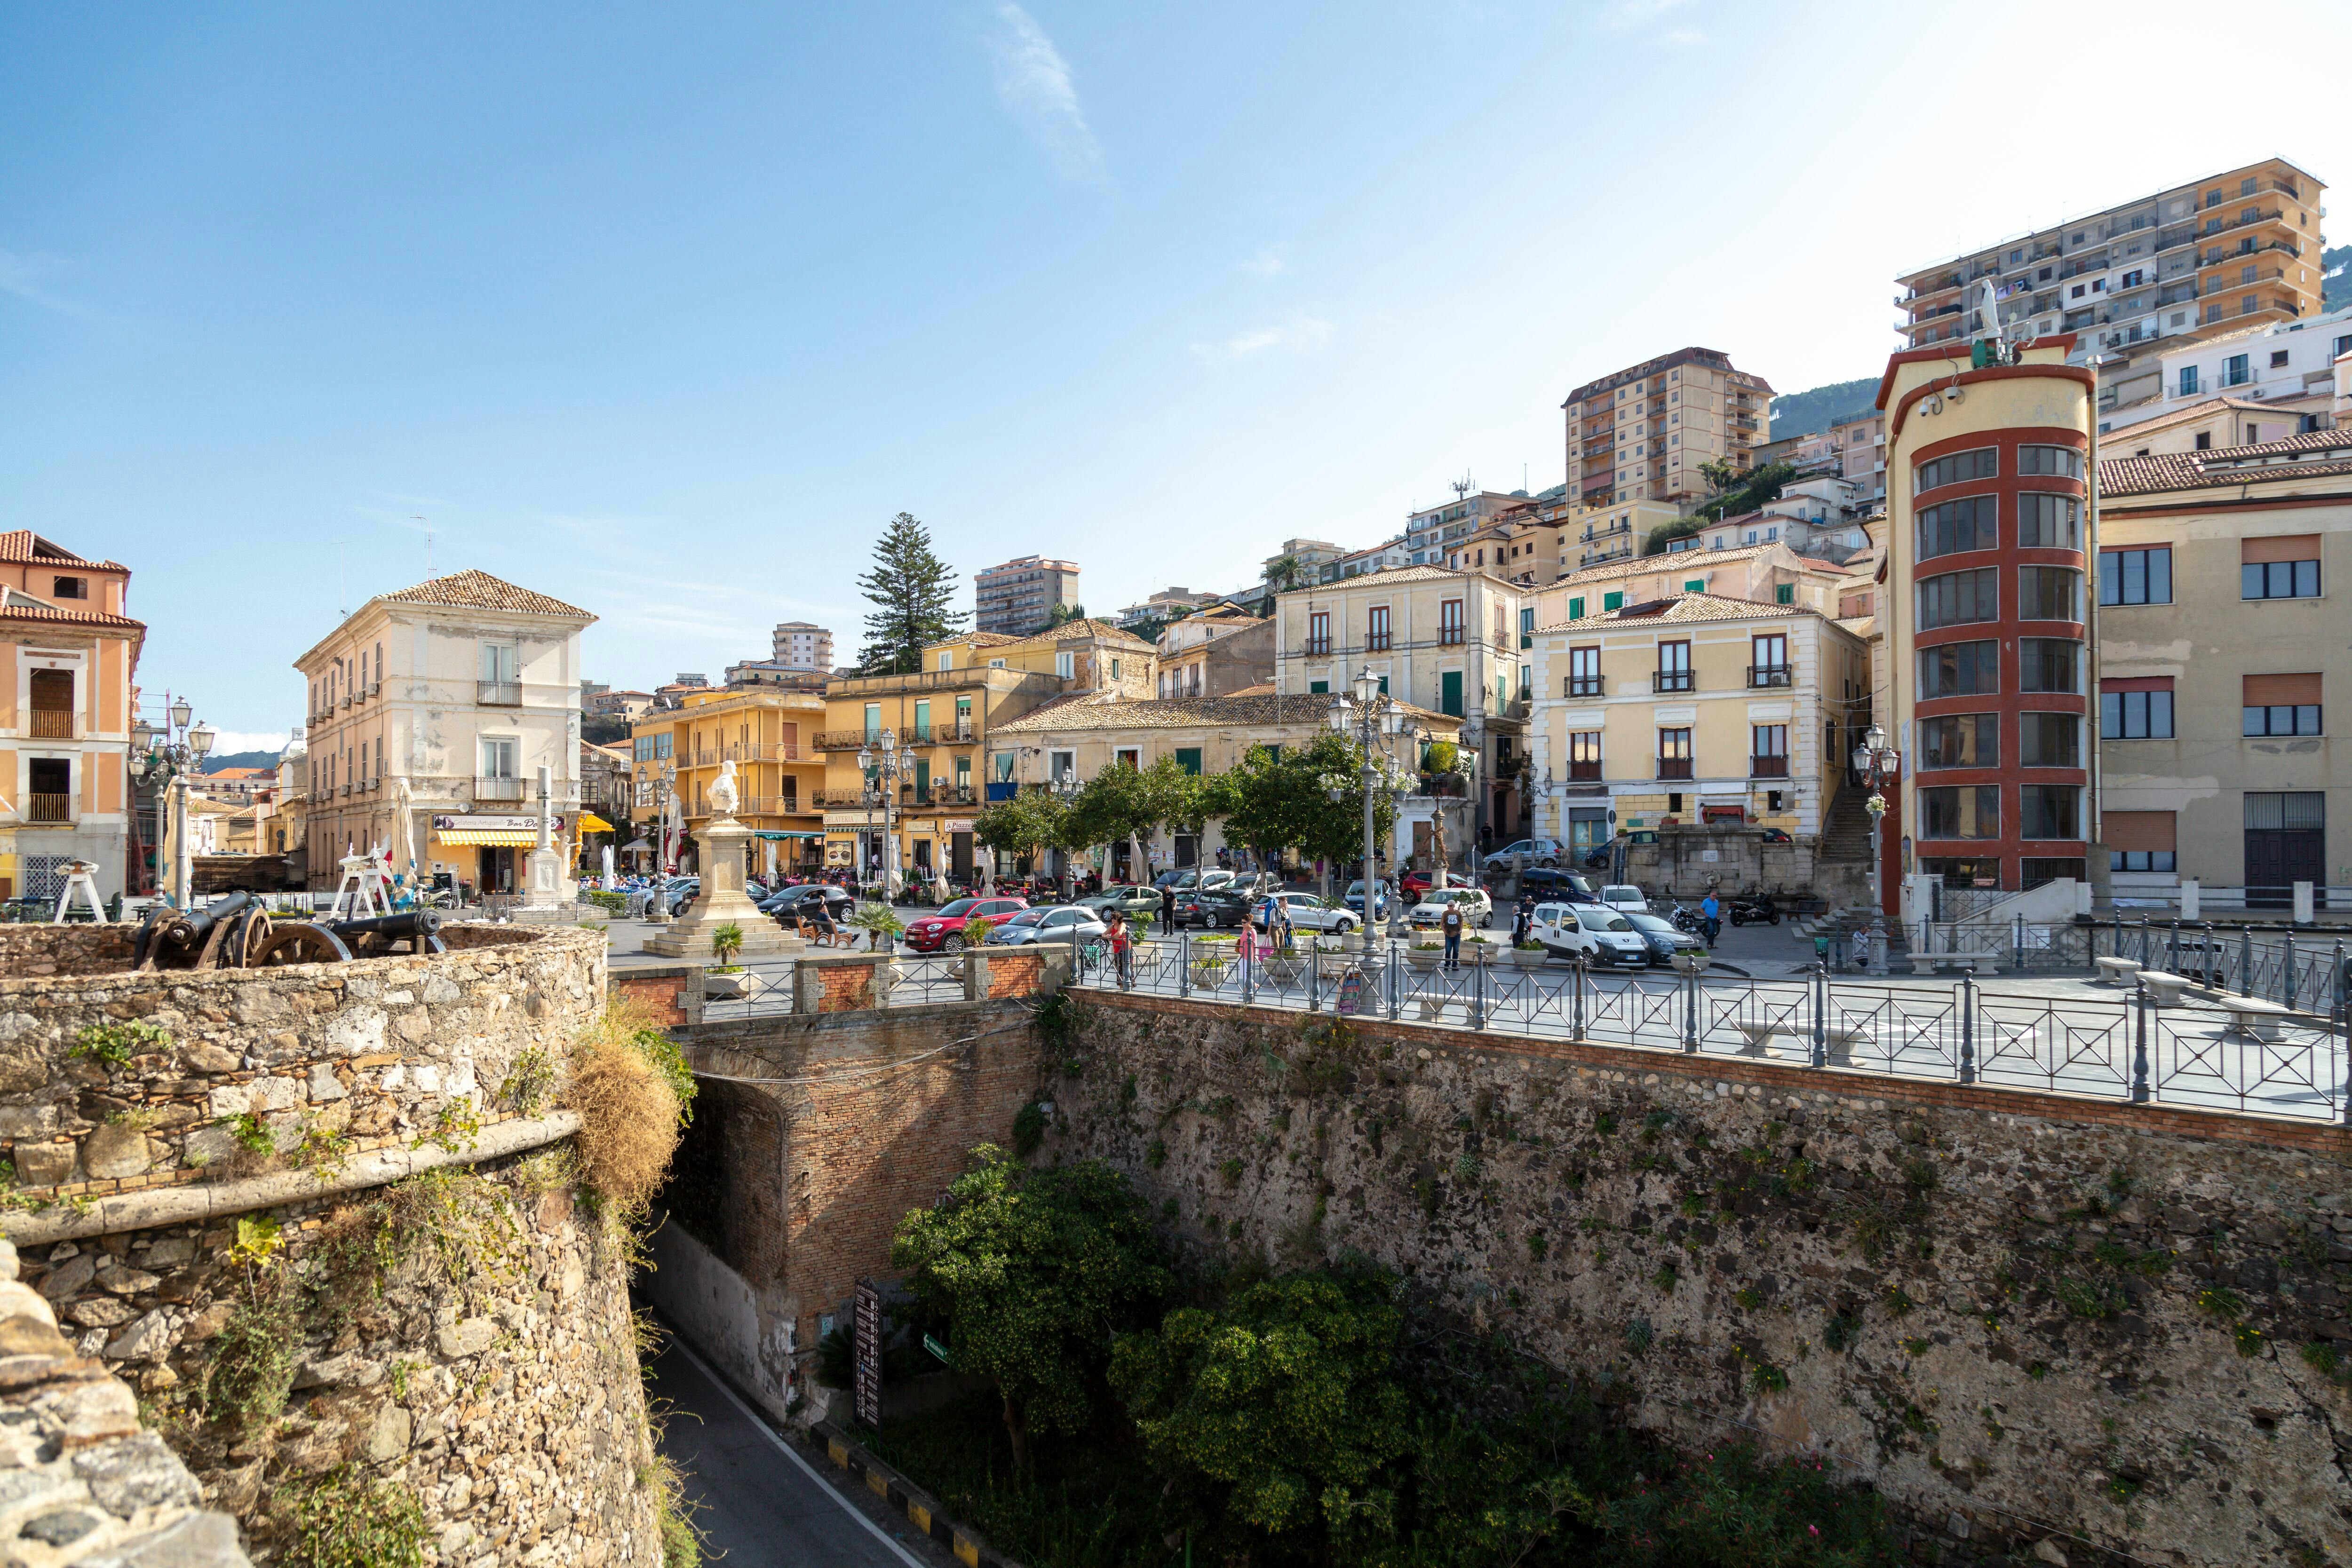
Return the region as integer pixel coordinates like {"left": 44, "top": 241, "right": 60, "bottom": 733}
{"left": 2095, "top": 430, "right": 2352, "bottom": 904}
{"left": 1273, "top": 565, "right": 1528, "bottom": 846}
{"left": 1529, "top": 541, "right": 1844, "bottom": 629}
{"left": 1527, "top": 596, "right": 1868, "bottom": 857}
{"left": 769, "top": 620, "right": 834, "bottom": 672}
{"left": 974, "top": 555, "right": 1081, "bottom": 637}
{"left": 630, "top": 688, "right": 828, "bottom": 875}
{"left": 988, "top": 690, "right": 1464, "bottom": 879}
{"left": 1895, "top": 158, "right": 2328, "bottom": 377}
{"left": 296, "top": 570, "right": 595, "bottom": 893}
{"left": 1562, "top": 348, "right": 1773, "bottom": 509}
{"left": 1156, "top": 606, "right": 1273, "bottom": 699}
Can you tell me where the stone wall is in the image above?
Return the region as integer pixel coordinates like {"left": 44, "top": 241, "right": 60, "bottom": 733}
{"left": 650, "top": 998, "right": 1043, "bottom": 1421}
{"left": 0, "top": 924, "right": 665, "bottom": 1566}
{"left": 0, "top": 927, "right": 138, "bottom": 981}
{"left": 1049, "top": 991, "right": 2352, "bottom": 1568}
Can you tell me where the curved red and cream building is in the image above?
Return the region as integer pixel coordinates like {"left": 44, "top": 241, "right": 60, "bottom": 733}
{"left": 1877, "top": 338, "right": 2096, "bottom": 917}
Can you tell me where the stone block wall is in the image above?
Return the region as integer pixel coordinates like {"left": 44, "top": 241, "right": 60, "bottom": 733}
{"left": 1048, "top": 991, "right": 2352, "bottom": 1568}
{"left": 0, "top": 928, "right": 138, "bottom": 981}
{"left": 0, "top": 925, "right": 600, "bottom": 1202}
{"left": 652, "top": 999, "right": 1041, "bottom": 1418}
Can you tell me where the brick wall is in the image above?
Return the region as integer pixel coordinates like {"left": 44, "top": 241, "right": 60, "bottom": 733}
{"left": 651, "top": 999, "right": 1043, "bottom": 1412}
{"left": 1049, "top": 991, "right": 2352, "bottom": 1568}
{"left": 612, "top": 969, "right": 693, "bottom": 1028}
{"left": 983, "top": 950, "right": 1045, "bottom": 998}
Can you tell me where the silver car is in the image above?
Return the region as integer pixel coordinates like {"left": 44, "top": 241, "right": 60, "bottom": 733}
{"left": 984, "top": 906, "right": 1109, "bottom": 946}
{"left": 1262, "top": 891, "right": 1364, "bottom": 934}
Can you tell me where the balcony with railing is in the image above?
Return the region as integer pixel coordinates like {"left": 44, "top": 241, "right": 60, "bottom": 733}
{"left": 474, "top": 776, "right": 526, "bottom": 803}
{"left": 1750, "top": 755, "right": 1790, "bottom": 779}
{"left": 1748, "top": 664, "right": 1793, "bottom": 688}
{"left": 739, "top": 794, "right": 801, "bottom": 816}
{"left": 1567, "top": 760, "right": 1601, "bottom": 781}
{"left": 1437, "top": 628, "right": 1464, "bottom": 647}
{"left": 1655, "top": 757, "right": 1694, "bottom": 781}
{"left": 1302, "top": 638, "right": 1331, "bottom": 656}
{"left": 817, "top": 729, "right": 881, "bottom": 751}
{"left": 1580, "top": 520, "right": 1631, "bottom": 543}
{"left": 1653, "top": 670, "right": 1694, "bottom": 693}
{"left": 27, "top": 709, "right": 72, "bottom": 740}
{"left": 26, "top": 793, "right": 70, "bottom": 824}
{"left": 1365, "top": 632, "right": 1391, "bottom": 652}
{"left": 1566, "top": 675, "right": 1604, "bottom": 698}
{"left": 477, "top": 681, "right": 522, "bottom": 707}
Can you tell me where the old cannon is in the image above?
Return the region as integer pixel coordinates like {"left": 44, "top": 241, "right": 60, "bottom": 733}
{"left": 132, "top": 897, "right": 445, "bottom": 970}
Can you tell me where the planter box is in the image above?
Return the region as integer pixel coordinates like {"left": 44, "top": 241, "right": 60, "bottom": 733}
{"left": 1189, "top": 964, "right": 1230, "bottom": 991}
{"left": 1261, "top": 958, "right": 1304, "bottom": 990}
{"left": 1510, "top": 949, "right": 1548, "bottom": 970}
{"left": 704, "top": 971, "right": 752, "bottom": 999}
{"left": 1406, "top": 951, "right": 1443, "bottom": 972}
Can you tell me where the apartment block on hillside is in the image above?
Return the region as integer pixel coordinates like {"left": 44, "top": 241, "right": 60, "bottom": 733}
{"left": 974, "top": 555, "right": 1081, "bottom": 637}
{"left": 1562, "top": 348, "right": 1773, "bottom": 509}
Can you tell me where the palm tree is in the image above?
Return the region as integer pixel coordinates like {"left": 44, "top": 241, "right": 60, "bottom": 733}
{"left": 1266, "top": 555, "right": 1303, "bottom": 593}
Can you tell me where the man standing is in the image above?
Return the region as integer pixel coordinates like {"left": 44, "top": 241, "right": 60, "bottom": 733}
{"left": 1700, "top": 888, "right": 1722, "bottom": 947}
{"left": 1441, "top": 899, "right": 1465, "bottom": 973}
{"left": 1514, "top": 892, "right": 1534, "bottom": 946}
{"left": 1160, "top": 880, "right": 1177, "bottom": 942}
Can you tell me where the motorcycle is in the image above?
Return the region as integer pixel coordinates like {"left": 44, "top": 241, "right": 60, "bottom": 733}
{"left": 1669, "top": 903, "right": 1706, "bottom": 936}
{"left": 1730, "top": 892, "right": 1782, "bottom": 927}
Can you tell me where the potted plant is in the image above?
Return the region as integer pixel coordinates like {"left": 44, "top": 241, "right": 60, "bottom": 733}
{"left": 1406, "top": 939, "right": 1444, "bottom": 974}
{"left": 1511, "top": 938, "right": 1549, "bottom": 970}
{"left": 1466, "top": 934, "right": 1498, "bottom": 964}
{"left": 710, "top": 922, "right": 745, "bottom": 966}
{"left": 849, "top": 903, "right": 904, "bottom": 951}
{"left": 1189, "top": 935, "right": 1234, "bottom": 990}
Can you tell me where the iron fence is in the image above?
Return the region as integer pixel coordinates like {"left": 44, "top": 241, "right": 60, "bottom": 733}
{"left": 695, "top": 950, "right": 973, "bottom": 1018}
{"left": 1068, "top": 933, "right": 2350, "bottom": 1125}
{"left": 2087, "top": 917, "right": 2349, "bottom": 1015}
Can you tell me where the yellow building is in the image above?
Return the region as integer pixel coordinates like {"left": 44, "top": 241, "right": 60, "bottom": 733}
{"left": 1529, "top": 540, "right": 1843, "bottom": 629}
{"left": 1528, "top": 595, "right": 1869, "bottom": 855}
{"left": 820, "top": 619, "right": 1157, "bottom": 883}
{"left": 1563, "top": 347, "right": 1772, "bottom": 509}
{"left": 630, "top": 688, "right": 827, "bottom": 877}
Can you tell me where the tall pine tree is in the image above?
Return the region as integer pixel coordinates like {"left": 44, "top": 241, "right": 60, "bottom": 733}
{"left": 856, "top": 512, "right": 968, "bottom": 674}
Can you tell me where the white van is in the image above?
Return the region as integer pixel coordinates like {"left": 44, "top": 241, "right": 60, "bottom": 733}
{"left": 1530, "top": 903, "right": 1652, "bottom": 967}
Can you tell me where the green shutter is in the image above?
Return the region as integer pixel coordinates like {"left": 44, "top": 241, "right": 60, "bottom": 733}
{"left": 1175, "top": 747, "right": 1202, "bottom": 776}
{"left": 914, "top": 699, "right": 931, "bottom": 736}
{"left": 1440, "top": 671, "right": 1464, "bottom": 717}
{"left": 1776, "top": 583, "right": 1795, "bottom": 604}
{"left": 1377, "top": 676, "right": 1389, "bottom": 696}
{"left": 1309, "top": 680, "right": 1329, "bottom": 694}
{"left": 1604, "top": 591, "right": 1624, "bottom": 611}
{"left": 1569, "top": 596, "right": 1585, "bottom": 619}
{"left": 1685, "top": 579, "right": 1705, "bottom": 593}
{"left": 914, "top": 758, "right": 930, "bottom": 793}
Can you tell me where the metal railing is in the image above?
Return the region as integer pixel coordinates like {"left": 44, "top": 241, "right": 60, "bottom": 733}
{"left": 1655, "top": 758, "right": 1693, "bottom": 780}
{"left": 1653, "top": 669, "right": 1694, "bottom": 692}
{"left": 25, "top": 793, "right": 70, "bottom": 824}
{"left": 817, "top": 730, "right": 879, "bottom": 751}
{"left": 1750, "top": 756, "right": 1789, "bottom": 778}
{"left": 1748, "top": 665, "right": 1793, "bottom": 687}
{"left": 474, "top": 776, "right": 525, "bottom": 803}
{"left": 1567, "top": 676, "right": 1604, "bottom": 697}
{"left": 27, "top": 710, "right": 72, "bottom": 739}
{"left": 698, "top": 950, "right": 970, "bottom": 1017}
{"left": 1069, "top": 936, "right": 2352, "bottom": 1124}
{"left": 2087, "top": 917, "right": 2347, "bottom": 1015}
{"left": 477, "top": 681, "right": 521, "bottom": 706}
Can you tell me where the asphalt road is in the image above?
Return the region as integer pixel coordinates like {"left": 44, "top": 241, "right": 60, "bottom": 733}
{"left": 648, "top": 1332, "right": 959, "bottom": 1568}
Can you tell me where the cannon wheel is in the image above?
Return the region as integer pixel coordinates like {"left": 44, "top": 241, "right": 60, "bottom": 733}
{"left": 250, "top": 922, "right": 353, "bottom": 967}
{"left": 216, "top": 908, "right": 274, "bottom": 968}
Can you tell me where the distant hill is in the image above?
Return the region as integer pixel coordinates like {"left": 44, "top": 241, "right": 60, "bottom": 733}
{"left": 1768, "top": 377, "right": 1879, "bottom": 439}
{"left": 202, "top": 751, "right": 282, "bottom": 774}
{"left": 2326, "top": 245, "right": 2348, "bottom": 313}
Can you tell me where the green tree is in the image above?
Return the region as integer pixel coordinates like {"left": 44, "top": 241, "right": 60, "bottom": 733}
{"left": 857, "top": 512, "right": 968, "bottom": 674}
{"left": 1205, "top": 733, "right": 1397, "bottom": 879}
{"left": 892, "top": 1148, "right": 1168, "bottom": 1468}
{"left": 1069, "top": 755, "right": 1203, "bottom": 883}
{"left": 972, "top": 790, "right": 1071, "bottom": 892}
{"left": 1265, "top": 555, "right": 1303, "bottom": 593}
{"left": 1109, "top": 1271, "right": 1416, "bottom": 1555}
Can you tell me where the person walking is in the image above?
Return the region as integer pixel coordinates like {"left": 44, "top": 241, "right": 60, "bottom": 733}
{"left": 1160, "top": 881, "right": 1177, "bottom": 944}
{"left": 1700, "top": 889, "right": 1722, "bottom": 947}
{"left": 1108, "top": 910, "right": 1133, "bottom": 989}
{"left": 1236, "top": 911, "right": 1261, "bottom": 989}
{"left": 1513, "top": 892, "right": 1534, "bottom": 946}
{"left": 1442, "top": 899, "right": 1465, "bottom": 973}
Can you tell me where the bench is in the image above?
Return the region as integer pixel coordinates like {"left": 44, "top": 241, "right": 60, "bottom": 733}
{"left": 2135, "top": 970, "right": 2189, "bottom": 1007}
{"left": 2219, "top": 995, "right": 2294, "bottom": 1043}
{"left": 1736, "top": 1023, "right": 1861, "bottom": 1067}
{"left": 1907, "top": 953, "right": 1939, "bottom": 976}
{"left": 2094, "top": 955, "right": 2143, "bottom": 988}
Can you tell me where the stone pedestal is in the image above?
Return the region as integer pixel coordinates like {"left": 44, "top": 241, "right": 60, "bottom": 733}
{"left": 642, "top": 815, "right": 805, "bottom": 959}
{"left": 524, "top": 844, "right": 572, "bottom": 907}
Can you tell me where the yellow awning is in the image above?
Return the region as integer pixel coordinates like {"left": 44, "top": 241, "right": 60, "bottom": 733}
{"left": 576, "top": 813, "right": 614, "bottom": 834}
{"left": 435, "top": 829, "right": 539, "bottom": 847}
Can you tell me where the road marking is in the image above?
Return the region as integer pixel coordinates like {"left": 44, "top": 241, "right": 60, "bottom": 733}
{"left": 665, "top": 1331, "right": 930, "bottom": 1568}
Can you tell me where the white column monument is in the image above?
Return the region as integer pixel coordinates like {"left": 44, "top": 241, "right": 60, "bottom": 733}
{"left": 643, "top": 760, "right": 804, "bottom": 959}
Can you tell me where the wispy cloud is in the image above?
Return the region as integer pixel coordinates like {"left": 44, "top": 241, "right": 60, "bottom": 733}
{"left": 987, "top": 3, "right": 1106, "bottom": 184}
{"left": 1239, "top": 245, "right": 1289, "bottom": 278}
{"left": 1597, "top": 0, "right": 1705, "bottom": 41}
{"left": 1189, "top": 316, "right": 1332, "bottom": 364}
{"left": 0, "top": 248, "right": 79, "bottom": 313}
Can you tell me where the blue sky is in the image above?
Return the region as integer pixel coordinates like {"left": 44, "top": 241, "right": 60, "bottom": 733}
{"left": 4, "top": 0, "right": 2346, "bottom": 748}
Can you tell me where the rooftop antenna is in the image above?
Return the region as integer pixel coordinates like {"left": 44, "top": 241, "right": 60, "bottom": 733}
{"left": 1451, "top": 475, "right": 1473, "bottom": 502}
{"left": 413, "top": 517, "right": 432, "bottom": 576}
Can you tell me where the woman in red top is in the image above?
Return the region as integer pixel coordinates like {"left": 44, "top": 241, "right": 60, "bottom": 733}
{"left": 1107, "top": 910, "right": 1132, "bottom": 988}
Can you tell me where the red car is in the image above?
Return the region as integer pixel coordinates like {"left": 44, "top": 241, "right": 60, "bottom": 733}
{"left": 1399, "top": 869, "right": 1436, "bottom": 899}
{"left": 903, "top": 896, "right": 1028, "bottom": 952}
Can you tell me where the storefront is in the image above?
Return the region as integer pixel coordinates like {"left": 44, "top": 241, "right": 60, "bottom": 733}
{"left": 429, "top": 813, "right": 567, "bottom": 894}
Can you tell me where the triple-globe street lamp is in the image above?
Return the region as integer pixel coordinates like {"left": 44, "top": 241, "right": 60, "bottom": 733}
{"left": 1320, "top": 665, "right": 1431, "bottom": 939}
{"left": 129, "top": 698, "right": 214, "bottom": 909}
{"left": 1851, "top": 721, "right": 1901, "bottom": 977}
{"left": 856, "top": 730, "right": 906, "bottom": 899}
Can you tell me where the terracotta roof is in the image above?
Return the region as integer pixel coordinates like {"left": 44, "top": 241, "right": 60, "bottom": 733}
{"left": 961, "top": 632, "right": 1024, "bottom": 648}
{"left": 2103, "top": 394, "right": 2275, "bottom": 440}
{"left": 1551, "top": 542, "right": 1778, "bottom": 587}
{"left": 1281, "top": 563, "right": 1501, "bottom": 592}
{"left": 377, "top": 569, "right": 595, "bottom": 620}
{"left": 0, "top": 604, "right": 144, "bottom": 632}
{"left": 0, "top": 531, "right": 125, "bottom": 571}
{"left": 1225, "top": 682, "right": 1276, "bottom": 697}
{"left": 2098, "top": 431, "right": 2352, "bottom": 498}
{"left": 201, "top": 767, "right": 271, "bottom": 779}
{"left": 999, "top": 618, "right": 1156, "bottom": 651}
{"left": 1533, "top": 592, "right": 1829, "bottom": 634}
{"left": 991, "top": 689, "right": 1455, "bottom": 735}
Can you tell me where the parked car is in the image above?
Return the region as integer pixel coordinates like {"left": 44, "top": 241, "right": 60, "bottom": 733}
{"left": 1398, "top": 868, "right": 1438, "bottom": 899}
{"left": 1180, "top": 886, "right": 1257, "bottom": 929}
{"left": 1408, "top": 887, "right": 1493, "bottom": 929}
{"left": 1623, "top": 910, "right": 1708, "bottom": 966}
{"left": 1165, "top": 868, "right": 1232, "bottom": 894}
{"left": 1528, "top": 902, "right": 1651, "bottom": 967}
{"left": 1338, "top": 879, "right": 1392, "bottom": 921}
{"left": 760, "top": 883, "right": 851, "bottom": 916}
{"left": 1483, "top": 837, "right": 1562, "bottom": 870}
{"left": 985, "top": 906, "right": 1108, "bottom": 946}
{"left": 1263, "top": 890, "right": 1367, "bottom": 934}
{"left": 1597, "top": 884, "right": 1648, "bottom": 915}
{"left": 1518, "top": 868, "right": 1599, "bottom": 903}
{"left": 1078, "top": 884, "right": 1162, "bottom": 924}
{"left": 903, "top": 895, "right": 1030, "bottom": 952}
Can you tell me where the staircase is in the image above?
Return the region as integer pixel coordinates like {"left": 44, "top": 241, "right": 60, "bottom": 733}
{"left": 1794, "top": 903, "right": 1909, "bottom": 960}
{"left": 1820, "top": 783, "right": 1874, "bottom": 863}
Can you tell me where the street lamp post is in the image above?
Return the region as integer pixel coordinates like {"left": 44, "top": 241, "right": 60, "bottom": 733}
{"left": 1851, "top": 722, "right": 1900, "bottom": 977}
{"left": 1323, "top": 666, "right": 1425, "bottom": 941}
{"left": 128, "top": 699, "right": 215, "bottom": 909}
{"left": 856, "top": 729, "right": 905, "bottom": 901}
{"left": 1047, "top": 766, "right": 1081, "bottom": 899}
